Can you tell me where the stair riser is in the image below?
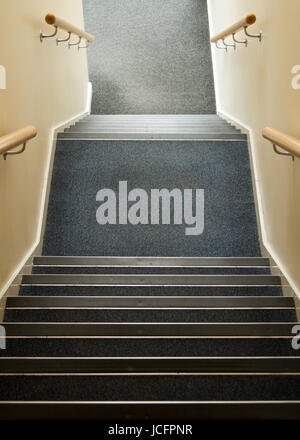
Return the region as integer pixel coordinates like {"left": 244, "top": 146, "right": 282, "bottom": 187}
{"left": 0, "top": 358, "right": 300, "bottom": 374}
{"left": 33, "top": 257, "right": 271, "bottom": 266}
{"left": 1, "top": 375, "right": 300, "bottom": 401}
{"left": 69, "top": 126, "right": 237, "bottom": 132}
{"left": 2, "top": 323, "right": 295, "bottom": 336}
{"left": 82, "top": 116, "right": 226, "bottom": 121}
{"left": 4, "top": 309, "right": 297, "bottom": 323}
{"left": 58, "top": 133, "right": 247, "bottom": 140}
{"left": 0, "top": 402, "right": 299, "bottom": 421}
{"left": 64, "top": 128, "right": 241, "bottom": 133}
{"left": 8, "top": 296, "right": 293, "bottom": 308}
{"left": 21, "top": 274, "right": 281, "bottom": 286}
{"left": 32, "top": 266, "right": 271, "bottom": 275}
{"left": 19, "top": 286, "right": 284, "bottom": 296}
{"left": 0, "top": 338, "right": 298, "bottom": 357}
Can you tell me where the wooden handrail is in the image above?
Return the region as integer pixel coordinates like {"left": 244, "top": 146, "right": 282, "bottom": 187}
{"left": 262, "top": 127, "right": 300, "bottom": 159}
{"left": 0, "top": 126, "right": 37, "bottom": 159}
{"left": 211, "top": 14, "right": 256, "bottom": 43}
{"left": 45, "top": 14, "right": 95, "bottom": 43}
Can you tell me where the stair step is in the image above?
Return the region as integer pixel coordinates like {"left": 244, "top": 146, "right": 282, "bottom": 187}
{"left": 32, "top": 266, "right": 271, "bottom": 275}
{"left": 33, "top": 256, "right": 271, "bottom": 274}
{"left": 61, "top": 114, "right": 246, "bottom": 140}
{"left": 70, "top": 120, "right": 236, "bottom": 125}
{"left": 19, "top": 285, "right": 284, "bottom": 297}
{"left": 2, "top": 323, "right": 297, "bottom": 336}
{"left": 57, "top": 132, "right": 247, "bottom": 140}
{"left": 1, "top": 375, "right": 300, "bottom": 401}
{"left": 0, "top": 357, "right": 299, "bottom": 373}
{"left": 83, "top": 115, "right": 225, "bottom": 120}
{"left": 0, "top": 401, "right": 299, "bottom": 421}
{"left": 83, "top": 114, "right": 225, "bottom": 118}
{"left": 4, "top": 308, "right": 297, "bottom": 323}
{"left": 21, "top": 274, "right": 281, "bottom": 286}
{"left": 1, "top": 337, "right": 298, "bottom": 357}
{"left": 7, "top": 296, "right": 293, "bottom": 308}
{"left": 34, "top": 256, "right": 270, "bottom": 266}
{"left": 64, "top": 127, "right": 240, "bottom": 134}
{"left": 70, "top": 125, "right": 236, "bottom": 130}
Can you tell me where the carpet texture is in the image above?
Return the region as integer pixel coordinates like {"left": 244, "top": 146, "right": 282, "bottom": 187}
{"left": 83, "top": 0, "right": 216, "bottom": 114}
{"left": 42, "top": 140, "right": 261, "bottom": 257}
{"left": 1, "top": 375, "right": 300, "bottom": 401}
{"left": 5, "top": 309, "right": 296, "bottom": 323}
{"left": 1, "top": 338, "right": 298, "bottom": 357}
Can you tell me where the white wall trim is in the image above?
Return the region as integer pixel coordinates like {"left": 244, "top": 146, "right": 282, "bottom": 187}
{"left": 218, "top": 109, "right": 300, "bottom": 301}
{"left": 0, "top": 82, "right": 93, "bottom": 300}
{"left": 206, "top": 0, "right": 221, "bottom": 112}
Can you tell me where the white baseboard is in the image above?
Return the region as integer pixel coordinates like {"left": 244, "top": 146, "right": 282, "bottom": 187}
{"left": 0, "top": 82, "right": 92, "bottom": 300}
{"left": 218, "top": 109, "right": 300, "bottom": 302}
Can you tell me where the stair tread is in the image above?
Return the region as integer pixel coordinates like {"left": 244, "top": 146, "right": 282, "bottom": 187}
{"left": 4, "top": 308, "right": 297, "bottom": 323}
{"left": 21, "top": 274, "right": 281, "bottom": 286}
{"left": 7, "top": 295, "right": 293, "bottom": 308}
{"left": 34, "top": 256, "right": 271, "bottom": 266}
{"left": 1, "top": 337, "right": 298, "bottom": 357}
{"left": 1, "top": 375, "right": 300, "bottom": 402}
{"left": 2, "top": 322, "right": 298, "bottom": 336}
{"left": 0, "top": 401, "right": 299, "bottom": 420}
{"left": 19, "top": 285, "right": 284, "bottom": 296}
{"left": 0, "top": 356, "right": 300, "bottom": 373}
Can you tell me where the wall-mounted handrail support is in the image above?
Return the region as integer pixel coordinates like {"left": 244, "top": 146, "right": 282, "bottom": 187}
{"left": 262, "top": 127, "right": 300, "bottom": 161}
{"left": 40, "top": 26, "right": 58, "bottom": 42}
{"left": 232, "top": 32, "right": 248, "bottom": 47}
{"left": 244, "top": 26, "right": 262, "bottom": 42}
{"left": 215, "top": 41, "right": 227, "bottom": 51}
{"left": 68, "top": 36, "right": 82, "bottom": 48}
{"left": 78, "top": 40, "right": 90, "bottom": 50}
{"left": 3, "top": 143, "right": 26, "bottom": 160}
{"left": 222, "top": 38, "right": 236, "bottom": 50}
{"left": 56, "top": 31, "right": 71, "bottom": 45}
{"left": 40, "top": 14, "right": 95, "bottom": 48}
{"left": 211, "top": 14, "right": 261, "bottom": 51}
{"left": 0, "top": 126, "right": 37, "bottom": 160}
{"left": 272, "top": 144, "right": 295, "bottom": 161}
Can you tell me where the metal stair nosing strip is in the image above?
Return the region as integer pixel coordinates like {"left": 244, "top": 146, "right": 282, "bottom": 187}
{"left": 0, "top": 357, "right": 300, "bottom": 374}
{"left": 2, "top": 322, "right": 297, "bottom": 337}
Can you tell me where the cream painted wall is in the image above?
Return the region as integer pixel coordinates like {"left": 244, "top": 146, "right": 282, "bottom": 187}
{"left": 0, "top": 1, "right": 89, "bottom": 297}
{"left": 208, "top": 0, "right": 300, "bottom": 296}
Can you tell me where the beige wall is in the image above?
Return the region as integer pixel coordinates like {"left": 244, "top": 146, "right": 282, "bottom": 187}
{"left": 208, "top": 0, "right": 300, "bottom": 296}
{"left": 0, "top": 0, "right": 89, "bottom": 297}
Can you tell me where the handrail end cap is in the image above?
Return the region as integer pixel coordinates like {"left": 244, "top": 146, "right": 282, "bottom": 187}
{"left": 45, "top": 14, "right": 56, "bottom": 25}
{"left": 246, "top": 14, "right": 256, "bottom": 25}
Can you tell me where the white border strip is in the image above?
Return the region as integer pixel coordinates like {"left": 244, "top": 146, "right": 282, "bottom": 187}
{"left": 0, "top": 82, "right": 92, "bottom": 300}
{"left": 218, "top": 110, "right": 300, "bottom": 301}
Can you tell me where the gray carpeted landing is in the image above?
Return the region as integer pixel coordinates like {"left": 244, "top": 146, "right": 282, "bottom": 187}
{"left": 43, "top": 140, "right": 260, "bottom": 256}
{"left": 83, "top": 0, "right": 216, "bottom": 114}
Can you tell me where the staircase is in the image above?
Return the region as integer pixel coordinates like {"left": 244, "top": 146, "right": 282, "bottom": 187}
{"left": 1, "top": 256, "right": 300, "bottom": 420}
{"left": 1, "top": 113, "right": 300, "bottom": 420}
{"left": 58, "top": 114, "right": 246, "bottom": 141}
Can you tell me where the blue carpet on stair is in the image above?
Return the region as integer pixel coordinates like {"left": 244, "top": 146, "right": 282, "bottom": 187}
{"left": 83, "top": 0, "right": 216, "bottom": 114}
{"left": 43, "top": 140, "right": 260, "bottom": 257}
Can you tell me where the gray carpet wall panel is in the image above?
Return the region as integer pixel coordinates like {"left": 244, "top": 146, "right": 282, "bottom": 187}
{"left": 83, "top": 0, "right": 216, "bottom": 114}
{"left": 42, "top": 140, "right": 260, "bottom": 257}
